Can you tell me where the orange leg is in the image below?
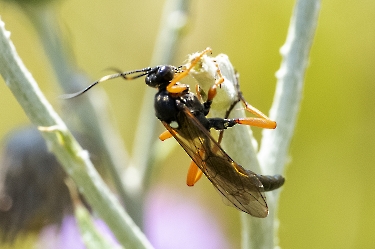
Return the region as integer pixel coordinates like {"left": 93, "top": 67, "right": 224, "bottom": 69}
{"left": 206, "top": 60, "right": 225, "bottom": 102}
{"left": 186, "top": 161, "right": 203, "bottom": 186}
{"left": 235, "top": 117, "right": 276, "bottom": 129}
{"left": 166, "top": 47, "right": 213, "bottom": 93}
{"left": 186, "top": 148, "right": 207, "bottom": 186}
{"left": 159, "top": 129, "right": 204, "bottom": 186}
{"left": 195, "top": 84, "right": 203, "bottom": 101}
{"left": 159, "top": 130, "right": 173, "bottom": 141}
{"left": 165, "top": 83, "right": 189, "bottom": 94}
{"left": 236, "top": 97, "right": 276, "bottom": 129}
{"left": 208, "top": 59, "right": 275, "bottom": 129}
{"left": 159, "top": 129, "right": 205, "bottom": 186}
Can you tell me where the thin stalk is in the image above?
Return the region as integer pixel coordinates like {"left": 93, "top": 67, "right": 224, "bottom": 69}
{"left": 0, "top": 18, "right": 153, "bottom": 249}
{"left": 246, "top": 0, "right": 321, "bottom": 248}
{"left": 188, "top": 0, "right": 320, "bottom": 247}
{"left": 21, "top": 5, "right": 131, "bottom": 209}
{"left": 127, "top": 0, "right": 190, "bottom": 226}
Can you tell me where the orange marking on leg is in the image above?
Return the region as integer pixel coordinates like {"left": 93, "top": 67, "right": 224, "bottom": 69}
{"left": 166, "top": 47, "right": 212, "bottom": 93}
{"left": 166, "top": 83, "right": 189, "bottom": 93}
{"left": 236, "top": 118, "right": 277, "bottom": 129}
{"left": 195, "top": 84, "right": 203, "bottom": 101}
{"left": 159, "top": 130, "right": 173, "bottom": 141}
{"left": 207, "top": 85, "right": 217, "bottom": 101}
{"left": 207, "top": 60, "right": 224, "bottom": 101}
{"left": 186, "top": 161, "right": 203, "bottom": 186}
{"left": 186, "top": 147, "right": 207, "bottom": 186}
{"left": 240, "top": 98, "right": 277, "bottom": 129}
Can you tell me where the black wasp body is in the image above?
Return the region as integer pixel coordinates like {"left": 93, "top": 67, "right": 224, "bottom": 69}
{"left": 152, "top": 66, "right": 238, "bottom": 135}
{"left": 148, "top": 65, "right": 284, "bottom": 217}
{"left": 64, "top": 49, "right": 285, "bottom": 217}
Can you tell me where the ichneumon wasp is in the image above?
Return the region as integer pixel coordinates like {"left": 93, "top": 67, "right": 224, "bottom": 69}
{"left": 63, "top": 48, "right": 285, "bottom": 217}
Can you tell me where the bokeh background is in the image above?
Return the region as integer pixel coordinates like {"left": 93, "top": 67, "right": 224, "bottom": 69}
{"left": 1, "top": 0, "right": 374, "bottom": 248}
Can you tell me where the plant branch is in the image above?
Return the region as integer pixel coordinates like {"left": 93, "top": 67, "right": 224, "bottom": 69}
{"left": 21, "top": 5, "right": 131, "bottom": 210}
{"left": 250, "top": 0, "right": 321, "bottom": 248}
{"left": 188, "top": 0, "right": 320, "bottom": 248}
{"left": 129, "top": 0, "right": 190, "bottom": 198}
{"left": 0, "top": 18, "right": 153, "bottom": 249}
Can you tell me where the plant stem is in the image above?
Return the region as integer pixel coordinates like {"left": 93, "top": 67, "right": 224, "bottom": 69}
{"left": 21, "top": 5, "right": 131, "bottom": 210}
{"left": 187, "top": 0, "right": 320, "bottom": 247}
{"left": 129, "top": 0, "right": 190, "bottom": 207}
{"left": 247, "top": 0, "right": 321, "bottom": 248}
{"left": 0, "top": 18, "right": 153, "bottom": 249}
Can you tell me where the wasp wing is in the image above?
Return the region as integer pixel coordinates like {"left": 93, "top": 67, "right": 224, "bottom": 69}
{"left": 161, "top": 108, "right": 268, "bottom": 217}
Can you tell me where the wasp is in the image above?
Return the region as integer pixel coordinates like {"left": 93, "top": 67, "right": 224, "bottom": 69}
{"left": 63, "top": 48, "right": 284, "bottom": 218}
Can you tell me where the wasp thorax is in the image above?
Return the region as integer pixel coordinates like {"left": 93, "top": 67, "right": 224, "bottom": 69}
{"left": 145, "top": 65, "right": 175, "bottom": 89}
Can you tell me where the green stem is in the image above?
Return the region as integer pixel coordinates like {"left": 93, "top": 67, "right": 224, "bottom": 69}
{"left": 188, "top": 0, "right": 320, "bottom": 248}
{"left": 247, "top": 0, "right": 321, "bottom": 248}
{"left": 21, "top": 5, "right": 131, "bottom": 210}
{"left": 127, "top": 0, "right": 190, "bottom": 226}
{"left": 0, "top": 18, "right": 153, "bottom": 249}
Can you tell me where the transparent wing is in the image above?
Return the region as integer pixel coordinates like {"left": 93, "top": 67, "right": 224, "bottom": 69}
{"left": 162, "top": 108, "right": 268, "bottom": 217}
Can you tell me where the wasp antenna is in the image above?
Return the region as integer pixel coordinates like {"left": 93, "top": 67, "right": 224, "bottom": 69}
{"left": 60, "top": 72, "right": 122, "bottom": 99}
{"left": 120, "top": 71, "right": 150, "bottom": 80}
{"left": 61, "top": 67, "right": 155, "bottom": 99}
{"left": 60, "top": 80, "right": 101, "bottom": 99}
{"left": 107, "top": 67, "right": 154, "bottom": 80}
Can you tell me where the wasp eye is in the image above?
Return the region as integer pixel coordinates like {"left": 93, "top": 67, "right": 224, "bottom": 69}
{"left": 145, "top": 65, "right": 174, "bottom": 88}
{"left": 157, "top": 66, "right": 175, "bottom": 81}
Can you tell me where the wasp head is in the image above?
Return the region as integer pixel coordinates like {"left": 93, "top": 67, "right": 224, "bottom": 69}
{"left": 145, "top": 65, "right": 176, "bottom": 89}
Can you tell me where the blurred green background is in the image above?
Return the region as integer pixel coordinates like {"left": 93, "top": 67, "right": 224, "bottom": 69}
{"left": 1, "top": 0, "right": 374, "bottom": 248}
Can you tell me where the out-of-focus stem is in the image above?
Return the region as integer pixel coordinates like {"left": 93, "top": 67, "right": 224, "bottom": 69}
{"left": 127, "top": 0, "right": 190, "bottom": 226}
{"left": 248, "top": 0, "right": 321, "bottom": 248}
{"left": 0, "top": 18, "right": 153, "bottom": 249}
{"left": 22, "top": 5, "right": 131, "bottom": 210}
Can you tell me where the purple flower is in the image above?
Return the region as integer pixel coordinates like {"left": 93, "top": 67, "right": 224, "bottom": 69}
{"left": 144, "top": 185, "right": 230, "bottom": 249}
{"left": 36, "top": 215, "right": 119, "bottom": 249}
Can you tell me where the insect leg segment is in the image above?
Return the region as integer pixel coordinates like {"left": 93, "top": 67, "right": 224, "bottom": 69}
{"left": 158, "top": 125, "right": 205, "bottom": 186}
{"left": 234, "top": 117, "right": 276, "bottom": 129}
{"left": 207, "top": 115, "right": 275, "bottom": 132}
{"left": 239, "top": 94, "right": 277, "bottom": 129}
{"left": 166, "top": 82, "right": 190, "bottom": 94}
{"left": 166, "top": 47, "right": 213, "bottom": 93}
{"left": 186, "top": 161, "right": 203, "bottom": 186}
{"left": 196, "top": 61, "right": 226, "bottom": 117}
{"left": 206, "top": 59, "right": 225, "bottom": 102}
{"left": 186, "top": 146, "right": 207, "bottom": 187}
{"left": 158, "top": 130, "right": 173, "bottom": 141}
{"left": 158, "top": 119, "right": 205, "bottom": 187}
{"left": 207, "top": 118, "right": 237, "bottom": 130}
{"left": 195, "top": 85, "right": 204, "bottom": 101}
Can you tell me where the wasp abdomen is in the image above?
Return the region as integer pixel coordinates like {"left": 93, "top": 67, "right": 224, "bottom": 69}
{"left": 256, "top": 174, "right": 285, "bottom": 192}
